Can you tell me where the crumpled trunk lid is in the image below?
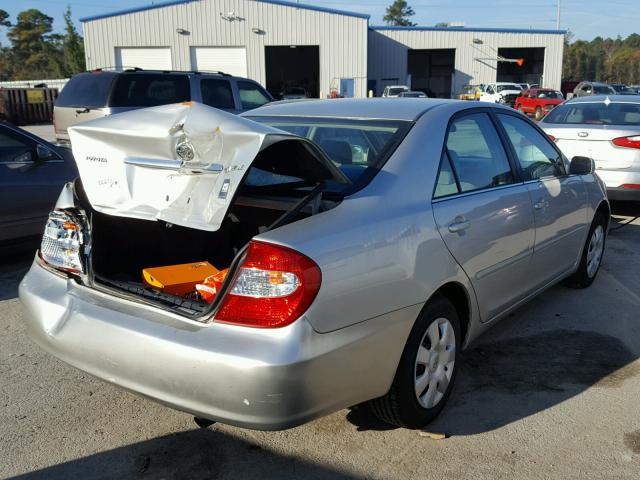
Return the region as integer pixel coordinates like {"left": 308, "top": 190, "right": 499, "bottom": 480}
{"left": 69, "top": 101, "right": 347, "bottom": 231}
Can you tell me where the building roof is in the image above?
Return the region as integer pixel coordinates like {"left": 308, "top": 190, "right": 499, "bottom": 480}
{"left": 370, "top": 25, "right": 567, "bottom": 35}
{"left": 80, "top": 0, "right": 370, "bottom": 22}
{"left": 243, "top": 98, "right": 453, "bottom": 121}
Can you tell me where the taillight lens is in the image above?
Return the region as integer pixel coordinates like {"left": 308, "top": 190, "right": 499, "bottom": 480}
{"left": 547, "top": 134, "right": 556, "bottom": 142}
{"left": 612, "top": 135, "right": 640, "bottom": 149}
{"left": 40, "top": 210, "right": 85, "bottom": 274}
{"left": 215, "top": 241, "right": 321, "bottom": 328}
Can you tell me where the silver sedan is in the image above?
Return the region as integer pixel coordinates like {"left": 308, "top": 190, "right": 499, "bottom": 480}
{"left": 19, "top": 99, "right": 609, "bottom": 430}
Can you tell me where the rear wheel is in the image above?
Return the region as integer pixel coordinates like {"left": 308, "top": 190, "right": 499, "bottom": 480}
{"left": 534, "top": 106, "right": 544, "bottom": 120}
{"left": 369, "top": 295, "right": 460, "bottom": 428}
{"left": 564, "top": 211, "right": 607, "bottom": 288}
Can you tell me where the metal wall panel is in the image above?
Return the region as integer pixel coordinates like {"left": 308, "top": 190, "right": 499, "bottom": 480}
{"left": 368, "top": 28, "right": 565, "bottom": 96}
{"left": 82, "top": 0, "right": 369, "bottom": 98}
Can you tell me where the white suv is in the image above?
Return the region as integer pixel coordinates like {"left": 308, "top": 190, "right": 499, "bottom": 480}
{"left": 480, "top": 82, "right": 523, "bottom": 107}
{"left": 382, "top": 85, "right": 409, "bottom": 98}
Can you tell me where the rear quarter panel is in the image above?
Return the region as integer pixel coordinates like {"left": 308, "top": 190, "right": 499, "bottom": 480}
{"left": 257, "top": 104, "right": 481, "bottom": 336}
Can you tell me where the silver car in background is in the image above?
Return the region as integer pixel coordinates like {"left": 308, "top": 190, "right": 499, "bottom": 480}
{"left": 20, "top": 99, "right": 609, "bottom": 431}
{"left": 540, "top": 95, "right": 640, "bottom": 202}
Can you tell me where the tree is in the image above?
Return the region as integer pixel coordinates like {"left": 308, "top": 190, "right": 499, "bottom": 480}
{"left": 6, "top": 9, "right": 62, "bottom": 79}
{"left": 383, "top": 0, "right": 416, "bottom": 27}
{"left": 0, "top": 9, "right": 11, "bottom": 28}
{"left": 61, "top": 6, "right": 85, "bottom": 75}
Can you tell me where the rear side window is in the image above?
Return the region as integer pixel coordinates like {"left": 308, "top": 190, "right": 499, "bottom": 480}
{"left": 445, "top": 113, "right": 514, "bottom": 193}
{"left": 201, "top": 78, "right": 235, "bottom": 109}
{"left": 237, "top": 81, "right": 271, "bottom": 110}
{"left": 497, "top": 114, "right": 564, "bottom": 180}
{"left": 544, "top": 102, "right": 640, "bottom": 126}
{"left": 55, "top": 73, "right": 115, "bottom": 108}
{"left": 111, "top": 74, "right": 190, "bottom": 107}
{"left": 433, "top": 152, "right": 459, "bottom": 198}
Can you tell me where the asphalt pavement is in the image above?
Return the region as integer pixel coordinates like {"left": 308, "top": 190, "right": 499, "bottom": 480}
{"left": 1, "top": 206, "right": 639, "bottom": 480}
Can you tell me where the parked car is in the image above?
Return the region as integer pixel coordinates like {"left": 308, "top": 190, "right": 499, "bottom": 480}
{"left": 21, "top": 99, "right": 609, "bottom": 431}
{"left": 540, "top": 95, "right": 640, "bottom": 202}
{"left": 572, "top": 81, "right": 616, "bottom": 98}
{"left": 609, "top": 84, "right": 638, "bottom": 95}
{"left": 280, "top": 87, "right": 309, "bottom": 100}
{"left": 54, "top": 68, "right": 273, "bottom": 145}
{"left": 0, "top": 122, "right": 77, "bottom": 246}
{"left": 382, "top": 85, "right": 409, "bottom": 97}
{"left": 458, "top": 84, "right": 480, "bottom": 101}
{"left": 479, "top": 82, "right": 522, "bottom": 106}
{"left": 398, "top": 91, "right": 427, "bottom": 98}
{"left": 515, "top": 88, "right": 564, "bottom": 120}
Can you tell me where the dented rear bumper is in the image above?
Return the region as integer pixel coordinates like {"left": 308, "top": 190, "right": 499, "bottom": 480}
{"left": 19, "top": 259, "right": 413, "bottom": 430}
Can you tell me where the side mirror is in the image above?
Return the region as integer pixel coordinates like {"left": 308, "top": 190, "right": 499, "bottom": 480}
{"left": 36, "top": 144, "right": 56, "bottom": 161}
{"left": 570, "top": 156, "right": 594, "bottom": 175}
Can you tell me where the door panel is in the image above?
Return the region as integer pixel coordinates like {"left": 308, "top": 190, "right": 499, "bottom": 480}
{"left": 433, "top": 186, "right": 535, "bottom": 321}
{"left": 496, "top": 113, "right": 589, "bottom": 283}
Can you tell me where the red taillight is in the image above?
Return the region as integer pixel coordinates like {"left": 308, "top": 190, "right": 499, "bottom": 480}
{"left": 612, "top": 136, "right": 640, "bottom": 149}
{"left": 214, "top": 241, "right": 321, "bottom": 328}
{"left": 547, "top": 134, "right": 556, "bottom": 142}
{"left": 621, "top": 184, "right": 640, "bottom": 189}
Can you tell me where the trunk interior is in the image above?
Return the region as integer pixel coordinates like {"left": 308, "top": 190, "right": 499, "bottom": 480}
{"left": 82, "top": 183, "right": 337, "bottom": 317}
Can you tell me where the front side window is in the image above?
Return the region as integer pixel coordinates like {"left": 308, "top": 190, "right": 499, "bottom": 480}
{"left": 237, "top": 81, "right": 271, "bottom": 110}
{"left": 200, "top": 78, "right": 235, "bottom": 109}
{"left": 111, "top": 74, "right": 190, "bottom": 107}
{"left": 0, "top": 128, "right": 34, "bottom": 163}
{"left": 497, "top": 113, "right": 564, "bottom": 180}
{"left": 445, "top": 113, "right": 514, "bottom": 193}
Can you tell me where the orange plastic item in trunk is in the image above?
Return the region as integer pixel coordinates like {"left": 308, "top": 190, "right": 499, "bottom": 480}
{"left": 142, "top": 261, "right": 219, "bottom": 296}
{"left": 195, "top": 268, "right": 230, "bottom": 304}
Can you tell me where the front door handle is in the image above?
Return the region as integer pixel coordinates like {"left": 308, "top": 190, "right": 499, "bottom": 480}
{"left": 533, "top": 199, "right": 549, "bottom": 210}
{"left": 448, "top": 217, "right": 470, "bottom": 233}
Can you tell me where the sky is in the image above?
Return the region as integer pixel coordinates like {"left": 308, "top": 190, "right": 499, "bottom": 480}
{"left": 0, "top": 0, "right": 638, "bottom": 46}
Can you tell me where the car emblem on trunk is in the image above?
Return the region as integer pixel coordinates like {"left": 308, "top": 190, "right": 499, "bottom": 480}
{"left": 578, "top": 132, "right": 588, "bottom": 137}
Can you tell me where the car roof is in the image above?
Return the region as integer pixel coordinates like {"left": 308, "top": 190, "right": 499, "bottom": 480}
{"left": 244, "top": 98, "right": 453, "bottom": 121}
{"left": 566, "top": 94, "right": 640, "bottom": 103}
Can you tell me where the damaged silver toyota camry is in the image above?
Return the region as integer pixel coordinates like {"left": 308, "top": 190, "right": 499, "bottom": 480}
{"left": 20, "top": 99, "right": 609, "bottom": 430}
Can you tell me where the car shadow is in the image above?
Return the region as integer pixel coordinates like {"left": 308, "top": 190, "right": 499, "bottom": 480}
{"left": 7, "top": 427, "right": 359, "bottom": 480}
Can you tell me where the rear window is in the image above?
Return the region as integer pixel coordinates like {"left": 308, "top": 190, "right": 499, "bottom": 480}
{"left": 246, "top": 116, "right": 412, "bottom": 194}
{"left": 543, "top": 102, "right": 640, "bottom": 126}
{"left": 201, "top": 78, "right": 235, "bottom": 109}
{"left": 593, "top": 85, "right": 615, "bottom": 94}
{"left": 55, "top": 72, "right": 115, "bottom": 108}
{"left": 110, "top": 74, "right": 190, "bottom": 107}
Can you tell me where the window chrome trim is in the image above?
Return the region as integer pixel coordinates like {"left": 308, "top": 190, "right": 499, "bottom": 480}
{"left": 431, "top": 182, "right": 524, "bottom": 204}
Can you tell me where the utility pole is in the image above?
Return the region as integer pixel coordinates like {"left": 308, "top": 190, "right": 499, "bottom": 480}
{"left": 556, "top": 0, "right": 561, "bottom": 29}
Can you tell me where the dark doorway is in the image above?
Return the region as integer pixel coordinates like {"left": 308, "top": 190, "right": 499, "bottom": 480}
{"left": 265, "top": 46, "right": 319, "bottom": 99}
{"left": 407, "top": 49, "right": 455, "bottom": 98}
{"left": 497, "top": 47, "right": 545, "bottom": 85}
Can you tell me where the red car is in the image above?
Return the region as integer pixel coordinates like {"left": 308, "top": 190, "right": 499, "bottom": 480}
{"left": 515, "top": 88, "right": 564, "bottom": 120}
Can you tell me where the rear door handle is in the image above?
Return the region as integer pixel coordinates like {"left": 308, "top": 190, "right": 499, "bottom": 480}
{"left": 448, "top": 217, "right": 470, "bottom": 233}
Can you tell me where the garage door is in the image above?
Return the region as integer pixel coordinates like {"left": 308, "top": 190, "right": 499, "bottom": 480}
{"left": 190, "top": 47, "right": 247, "bottom": 77}
{"left": 115, "top": 47, "right": 172, "bottom": 70}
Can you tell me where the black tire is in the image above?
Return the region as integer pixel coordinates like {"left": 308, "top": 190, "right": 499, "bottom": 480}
{"left": 564, "top": 211, "right": 608, "bottom": 288}
{"left": 535, "top": 106, "right": 544, "bottom": 121}
{"left": 369, "top": 295, "right": 460, "bottom": 428}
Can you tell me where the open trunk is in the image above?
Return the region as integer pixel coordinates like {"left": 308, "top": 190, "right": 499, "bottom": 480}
{"left": 68, "top": 102, "right": 346, "bottom": 316}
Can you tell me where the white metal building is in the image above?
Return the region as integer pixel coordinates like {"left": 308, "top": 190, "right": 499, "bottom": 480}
{"left": 81, "top": 0, "right": 565, "bottom": 99}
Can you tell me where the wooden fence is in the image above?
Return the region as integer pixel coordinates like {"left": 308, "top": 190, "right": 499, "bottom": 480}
{"left": 0, "top": 87, "right": 58, "bottom": 125}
